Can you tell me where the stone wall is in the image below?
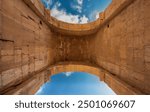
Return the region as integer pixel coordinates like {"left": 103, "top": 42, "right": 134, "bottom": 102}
{"left": 50, "top": 33, "right": 95, "bottom": 64}
{"left": 93, "top": 0, "right": 150, "bottom": 94}
{"left": 0, "top": 0, "right": 149, "bottom": 95}
{"left": 0, "top": 0, "right": 52, "bottom": 94}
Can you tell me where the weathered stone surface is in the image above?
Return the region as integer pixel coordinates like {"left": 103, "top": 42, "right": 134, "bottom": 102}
{"left": 22, "top": 65, "right": 29, "bottom": 77}
{"left": 1, "top": 69, "right": 15, "bottom": 86}
{"left": 14, "top": 48, "right": 22, "bottom": 64}
{"left": 0, "top": 73, "right": 2, "bottom": 88}
{"left": 1, "top": 55, "right": 14, "bottom": 64}
{"left": 14, "top": 67, "right": 22, "bottom": 79}
{"left": 0, "top": 0, "right": 150, "bottom": 95}
{"left": 93, "top": 0, "right": 150, "bottom": 94}
{"left": 1, "top": 41, "right": 14, "bottom": 56}
{"left": 0, "top": 0, "right": 52, "bottom": 94}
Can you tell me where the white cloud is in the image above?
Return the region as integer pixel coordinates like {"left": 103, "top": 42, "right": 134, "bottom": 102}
{"left": 77, "top": 0, "right": 83, "bottom": 5}
{"left": 89, "top": 10, "right": 100, "bottom": 21}
{"left": 56, "top": 2, "right": 61, "bottom": 7}
{"left": 71, "top": 4, "right": 82, "bottom": 13}
{"left": 79, "top": 15, "right": 89, "bottom": 23}
{"left": 51, "top": 7, "right": 79, "bottom": 23}
{"left": 72, "top": 0, "right": 83, "bottom": 13}
{"left": 65, "top": 72, "right": 73, "bottom": 77}
{"left": 47, "top": 0, "right": 51, "bottom": 4}
{"left": 96, "top": 12, "right": 99, "bottom": 19}
{"left": 51, "top": 4, "right": 89, "bottom": 24}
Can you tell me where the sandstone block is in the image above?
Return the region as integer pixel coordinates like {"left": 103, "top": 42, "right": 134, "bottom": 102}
{"left": 22, "top": 45, "right": 29, "bottom": 55}
{"left": 15, "top": 54, "right": 21, "bottom": 64}
{"left": 14, "top": 48, "right": 22, "bottom": 63}
{"left": 1, "top": 41, "right": 14, "bottom": 56}
{"left": 35, "top": 60, "right": 44, "bottom": 71}
{"left": 145, "top": 56, "right": 150, "bottom": 63}
{"left": 1, "top": 0, "right": 15, "bottom": 18}
{"left": 0, "top": 73, "right": 2, "bottom": 88}
{"left": 14, "top": 67, "right": 22, "bottom": 79}
{"left": 2, "top": 14, "right": 22, "bottom": 41}
{"left": 22, "top": 54, "right": 29, "bottom": 64}
{"left": 145, "top": 63, "right": 150, "bottom": 71}
{"left": 0, "top": 0, "right": 2, "bottom": 10}
{"left": 145, "top": 46, "right": 150, "bottom": 57}
{"left": 144, "top": 26, "right": 150, "bottom": 45}
{"left": 29, "top": 63, "right": 35, "bottom": 73}
{"left": 15, "top": 49, "right": 22, "bottom": 55}
{"left": 1, "top": 55, "right": 14, "bottom": 63}
{"left": 22, "top": 65, "right": 29, "bottom": 77}
{"left": 1, "top": 69, "right": 15, "bottom": 86}
{"left": 0, "top": 13, "right": 2, "bottom": 36}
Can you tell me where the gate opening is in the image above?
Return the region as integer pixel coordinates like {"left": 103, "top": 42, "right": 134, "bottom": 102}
{"left": 36, "top": 72, "right": 116, "bottom": 95}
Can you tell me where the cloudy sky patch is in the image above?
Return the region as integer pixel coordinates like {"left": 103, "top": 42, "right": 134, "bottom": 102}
{"left": 41, "top": 0, "right": 112, "bottom": 24}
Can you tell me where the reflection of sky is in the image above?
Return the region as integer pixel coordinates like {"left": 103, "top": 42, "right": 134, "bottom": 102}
{"left": 36, "top": 72, "right": 116, "bottom": 95}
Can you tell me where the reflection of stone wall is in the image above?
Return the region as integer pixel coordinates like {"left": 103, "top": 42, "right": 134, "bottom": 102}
{"left": 0, "top": 0, "right": 150, "bottom": 95}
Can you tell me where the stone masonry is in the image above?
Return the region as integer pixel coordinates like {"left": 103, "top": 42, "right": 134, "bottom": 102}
{"left": 0, "top": 0, "right": 149, "bottom": 95}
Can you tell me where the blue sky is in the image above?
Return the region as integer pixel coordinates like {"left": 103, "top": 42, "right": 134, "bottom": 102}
{"left": 36, "top": 72, "right": 116, "bottom": 95}
{"left": 41, "top": 0, "right": 112, "bottom": 23}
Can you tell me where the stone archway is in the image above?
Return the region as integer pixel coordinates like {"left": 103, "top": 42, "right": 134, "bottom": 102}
{"left": 47, "top": 62, "right": 142, "bottom": 95}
